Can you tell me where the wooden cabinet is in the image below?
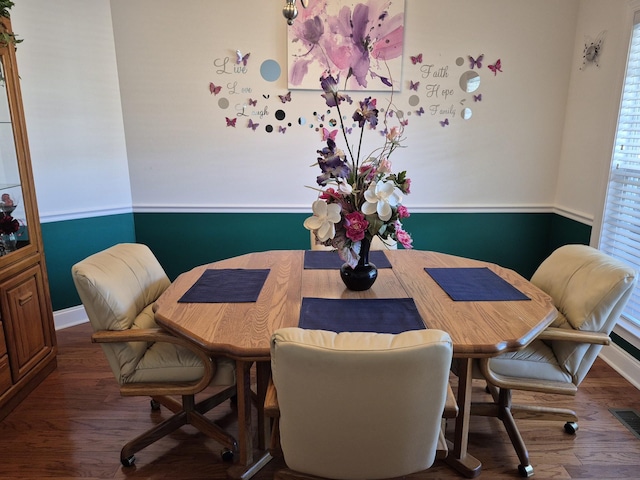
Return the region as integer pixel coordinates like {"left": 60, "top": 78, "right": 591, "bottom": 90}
{"left": 0, "top": 17, "right": 57, "bottom": 421}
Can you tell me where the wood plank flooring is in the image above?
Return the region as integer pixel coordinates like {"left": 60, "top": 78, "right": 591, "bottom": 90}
{"left": 1, "top": 322, "right": 640, "bottom": 479}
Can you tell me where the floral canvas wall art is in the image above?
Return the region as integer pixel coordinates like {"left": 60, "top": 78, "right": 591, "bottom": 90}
{"left": 287, "top": 0, "right": 405, "bottom": 91}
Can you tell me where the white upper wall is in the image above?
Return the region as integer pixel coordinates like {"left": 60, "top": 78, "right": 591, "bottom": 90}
{"left": 10, "top": 0, "right": 131, "bottom": 221}
{"left": 6, "top": 0, "right": 632, "bottom": 226}
{"left": 556, "top": 0, "right": 631, "bottom": 233}
{"left": 109, "top": 0, "right": 579, "bottom": 213}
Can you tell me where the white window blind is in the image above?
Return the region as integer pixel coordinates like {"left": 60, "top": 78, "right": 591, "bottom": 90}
{"left": 600, "top": 11, "right": 640, "bottom": 328}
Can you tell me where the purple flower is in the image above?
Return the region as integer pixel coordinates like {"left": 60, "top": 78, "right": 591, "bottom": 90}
{"left": 302, "top": 15, "right": 324, "bottom": 44}
{"left": 320, "top": 73, "right": 345, "bottom": 107}
{"left": 352, "top": 97, "right": 379, "bottom": 128}
{"left": 316, "top": 139, "right": 351, "bottom": 185}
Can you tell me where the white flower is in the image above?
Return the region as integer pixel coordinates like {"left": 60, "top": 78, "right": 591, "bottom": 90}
{"left": 362, "top": 180, "right": 402, "bottom": 222}
{"left": 337, "top": 178, "right": 353, "bottom": 195}
{"left": 303, "top": 200, "right": 342, "bottom": 242}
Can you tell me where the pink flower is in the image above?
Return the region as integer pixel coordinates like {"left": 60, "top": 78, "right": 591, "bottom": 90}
{"left": 396, "top": 226, "right": 413, "bottom": 249}
{"left": 344, "top": 211, "right": 369, "bottom": 242}
{"left": 397, "top": 205, "right": 410, "bottom": 219}
{"left": 319, "top": 188, "right": 341, "bottom": 201}
{"left": 402, "top": 177, "right": 411, "bottom": 194}
{"left": 386, "top": 127, "right": 400, "bottom": 142}
{"left": 378, "top": 158, "right": 392, "bottom": 174}
{"left": 359, "top": 164, "right": 377, "bottom": 181}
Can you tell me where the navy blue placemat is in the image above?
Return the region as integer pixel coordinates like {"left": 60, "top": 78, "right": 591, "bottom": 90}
{"left": 304, "top": 250, "right": 392, "bottom": 269}
{"left": 425, "top": 267, "right": 530, "bottom": 301}
{"left": 298, "top": 297, "right": 426, "bottom": 334}
{"left": 178, "top": 268, "right": 270, "bottom": 303}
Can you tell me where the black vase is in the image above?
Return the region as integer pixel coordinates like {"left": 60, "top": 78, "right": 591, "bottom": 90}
{"left": 340, "top": 237, "right": 378, "bottom": 291}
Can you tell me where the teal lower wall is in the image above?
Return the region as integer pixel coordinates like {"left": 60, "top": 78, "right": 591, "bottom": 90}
{"left": 41, "top": 213, "right": 136, "bottom": 311}
{"left": 43, "top": 210, "right": 640, "bottom": 361}
{"left": 41, "top": 211, "right": 591, "bottom": 313}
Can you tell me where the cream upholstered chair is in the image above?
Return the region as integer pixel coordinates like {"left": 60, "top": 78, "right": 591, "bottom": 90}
{"left": 266, "top": 327, "right": 454, "bottom": 480}
{"left": 71, "top": 243, "right": 238, "bottom": 467}
{"left": 466, "top": 244, "right": 637, "bottom": 477}
{"left": 309, "top": 231, "right": 397, "bottom": 250}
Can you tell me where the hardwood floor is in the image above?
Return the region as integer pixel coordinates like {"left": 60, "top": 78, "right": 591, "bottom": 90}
{"left": 1, "top": 322, "right": 640, "bottom": 479}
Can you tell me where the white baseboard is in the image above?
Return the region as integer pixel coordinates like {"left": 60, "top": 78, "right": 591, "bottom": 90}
{"left": 53, "top": 305, "right": 88, "bottom": 331}
{"left": 599, "top": 343, "right": 640, "bottom": 390}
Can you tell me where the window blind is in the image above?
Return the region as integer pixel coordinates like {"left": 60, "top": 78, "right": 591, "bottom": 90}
{"left": 600, "top": 12, "right": 640, "bottom": 328}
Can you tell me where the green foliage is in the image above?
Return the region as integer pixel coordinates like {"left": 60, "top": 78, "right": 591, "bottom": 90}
{"left": 0, "top": 1, "right": 14, "bottom": 18}
{"left": 0, "top": 1, "right": 20, "bottom": 47}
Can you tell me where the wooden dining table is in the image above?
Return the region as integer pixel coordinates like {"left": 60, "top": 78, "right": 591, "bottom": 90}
{"left": 153, "top": 249, "right": 557, "bottom": 479}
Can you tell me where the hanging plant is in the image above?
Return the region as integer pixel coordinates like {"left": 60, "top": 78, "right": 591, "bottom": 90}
{"left": 0, "top": 1, "right": 21, "bottom": 47}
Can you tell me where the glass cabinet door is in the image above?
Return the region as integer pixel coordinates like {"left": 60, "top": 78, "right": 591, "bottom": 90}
{"left": 0, "top": 56, "right": 29, "bottom": 256}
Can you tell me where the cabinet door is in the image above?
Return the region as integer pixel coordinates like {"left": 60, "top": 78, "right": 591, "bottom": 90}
{"left": 0, "top": 323, "right": 10, "bottom": 395}
{"left": 1, "top": 264, "right": 53, "bottom": 381}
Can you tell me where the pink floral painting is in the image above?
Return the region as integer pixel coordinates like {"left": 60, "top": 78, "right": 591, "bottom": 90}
{"left": 287, "top": 0, "right": 405, "bottom": 91}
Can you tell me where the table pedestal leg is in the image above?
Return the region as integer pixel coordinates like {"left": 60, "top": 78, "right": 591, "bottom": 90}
{"left": 227, "top": 360, "right": 272, "bottom": 480}
{"left": 446, "top": 358, "right": 482, "bottom": 478}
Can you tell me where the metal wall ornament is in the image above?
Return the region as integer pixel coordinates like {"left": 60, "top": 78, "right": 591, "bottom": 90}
{"left": 580, "top": 31, "right": 606, "bottom": 70}
{"left": 283, "top": 0, "right": 310, "bottom": 25}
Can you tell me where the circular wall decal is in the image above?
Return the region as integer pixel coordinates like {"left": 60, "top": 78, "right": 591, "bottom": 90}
{"left": 260, "top": 60, "right": 281, "bottom": 82}
{"left": 218, "top": 97, "right": 229, "bottom": 109}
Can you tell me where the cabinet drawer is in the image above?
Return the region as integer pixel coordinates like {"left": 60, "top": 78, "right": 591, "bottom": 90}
{"left": 0, "top": 355, "right": 11, "bottom": 396}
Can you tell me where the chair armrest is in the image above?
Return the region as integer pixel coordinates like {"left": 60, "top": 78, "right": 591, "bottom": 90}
{"left": 537, "top": 327, "right": 611, "bottom": 345}
{"left": 263, "top": 375, "right": 458, "bottom": 419}
{"left": 92, "top": 328, "right": 215, "bottom": 396}
{"left": 92, "top": 327, "right": 186, "bottom": 345}
{"left": 264, "top": 376, "right": 279, "bottom": 418}
{"left": 443, "top": 383, "right": 458, "bottom": 418}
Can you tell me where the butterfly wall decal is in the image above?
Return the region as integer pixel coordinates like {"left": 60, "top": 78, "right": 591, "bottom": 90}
{"left": 468, "top": 54, "right": 484, "bottom": 69}
{"left": 322, "top": 128, "right": 338, "bottom": 141}
{"left": 279, "top": 126, "right": 287, "bottom": 134}
{"left": 409, "top": 80, "right": 420, "bottom": 91}
{"left": 488, "top": 59, "right": 502, "bottom": 75}
{"left": 209, "top": 82, "right": 222, "bottom": 95}
{"left": 415, "top": 107, "right": 424, "bottom": 116}
{"left": 248, "top": 119, "right": 259, "bottom": 131}
{"left": 278, "top": 92, "right": 292, "bottom": 103}
{"left": 473, "top": 94, "right": 482, "bottom": 102}
{"left": 400, "top": 119, "right": 409, "bottom": 127}
{"left": 248, "top": 98, "right": 257, "bottom": 106}
{"left": 226, "top": 117, "right": 237, "bottom": 127}
{"left": 410, "top": 53, "right": 423, "bottom": 65}
{"left": 263, "top": 94, "right": 270, "bottom": 99}
{"left": 236, "top": 50, "right": 250, "bottom": 66}
{"left": 440, "top": 118, "right": 449, "bottom": 127}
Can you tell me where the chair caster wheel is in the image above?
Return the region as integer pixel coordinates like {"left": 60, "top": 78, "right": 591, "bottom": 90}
{"left": 564, "top": 421, "right": 579, "bottom": 434}
{"left": 221, "top": 448, "right": 234, "bottom": 462}
{"left": 150, "top": 399, "right": 161, "bottom": 411}
{"left": 518, "top": 464, "right": 534, "bottom": 477}
{"left": 121, "top": 455, "right": 136, "bottom": 467}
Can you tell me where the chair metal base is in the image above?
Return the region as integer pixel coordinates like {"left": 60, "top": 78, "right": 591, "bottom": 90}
{"left": 120, "top": 385, "right": 238, "bottom": 466}
{"left": 470, "top": 385, "right": 578, "bottom": 477}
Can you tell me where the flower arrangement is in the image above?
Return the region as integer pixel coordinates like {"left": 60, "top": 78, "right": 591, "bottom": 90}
{"left": 0, "top": 212, "right": 19, "bottom": 235}
{"left": 304, "top": 73, "right": 413, "bottom": 268}
{"left": 0, "top": 212, "right": 20, "bottom": 235}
